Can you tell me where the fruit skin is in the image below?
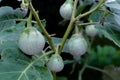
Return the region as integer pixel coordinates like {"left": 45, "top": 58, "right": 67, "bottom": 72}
{"left": 68, "top": 33, "right": 88, "bottom": 56}
{"left": 59, "top": 0, "right": 73, "bottom": 20}
{"left": 18, "top": 27, "right": 45, "bottom": 55}
{"left": 47, "top": 54, "right": 64, "bottom": 72}
{"left": 85, "top": 25, "right": 98, "bottom": 37}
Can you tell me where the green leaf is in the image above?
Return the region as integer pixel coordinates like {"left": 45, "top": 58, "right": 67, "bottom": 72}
{"left": 97, "top": 23, "right": 120, "bottom": 47}
{"left": 0, "top": 20, "right": 16, "bottom": 31}
{"left": 0, "top": 22, "right": 25, "bottom": 41}
{"left": 89, "top": 10, "right": 104, "bottom": 22}
{"left": 0, "top": 6, "right": 27, "bottom": 35}
{"left": 0, "top": 22, "right": 25, "bottom": 53}
{"left": 0, "top": 6, "right": 27, "bottom": 21}
{"left": 0, "top": 48, "right": 53, "bottom": 80}
{"left": 105, "top": 2, "right": 120, "bottom": 11}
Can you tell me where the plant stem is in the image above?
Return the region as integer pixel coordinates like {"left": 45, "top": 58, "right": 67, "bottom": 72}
{"left": 28, "top": 2, "right": 55, "bottom": 51}
{"left": 59, "top": 0, "right": 78, "bottom": 54}
{"left": 78, "top": 55, "right": 89, "bottom": 80}
{"left": 16, "top": 19, "right": 37, "bottom": 24}
{"left": 78, "top": 22, "right": 99, "bottom": 26}
{"left": 86, "top": 65, "right": 114, "bottom": 80}
{"left": 27, "top": 11, "right": 32, "bottom": 27}
{"left": 52, "top": 72, "right": 56, "bottom": 80}
{"left": 75, "top": 0, "right": 106, "bottom": 21}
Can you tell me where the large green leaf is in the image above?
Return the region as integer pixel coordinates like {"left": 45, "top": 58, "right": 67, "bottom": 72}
{"left": 0, "top": 48, "right": 53, "bottom": 80}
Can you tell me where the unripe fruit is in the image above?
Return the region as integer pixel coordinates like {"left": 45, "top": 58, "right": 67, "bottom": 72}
{"left": 85, "top": 25, "right": 98, "bottom": 37}
{"left": 18, "top": 27, "right": 45, "bottom": 55}
{"left": 47, "top": 54, "right": 64, "bottom": 72}
{"left": 59, "top": 0, "right": 73, "bottom": 20}
{"left": 68, "top": 33, "right": 88, "bottom": 56}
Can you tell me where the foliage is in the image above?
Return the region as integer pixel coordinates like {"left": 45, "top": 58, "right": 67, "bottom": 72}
{"left": 0, "top": 0, "right": 120, "bottom": 80}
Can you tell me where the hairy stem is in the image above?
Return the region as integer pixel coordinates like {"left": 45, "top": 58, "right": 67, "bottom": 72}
{"left": 28, "top": 2, "right": 55, "bottom": 51}
{"left": 75, "top": 0, "right": 106, "bottom": 21}
{"left": 27, "top": 11, "right": 32, "bottom": 27}
{"left": 59, "top": 0, "right": 78, "bottom": 54}
{"left": 78, "top": 22, "right": 99, "bottom": 26}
